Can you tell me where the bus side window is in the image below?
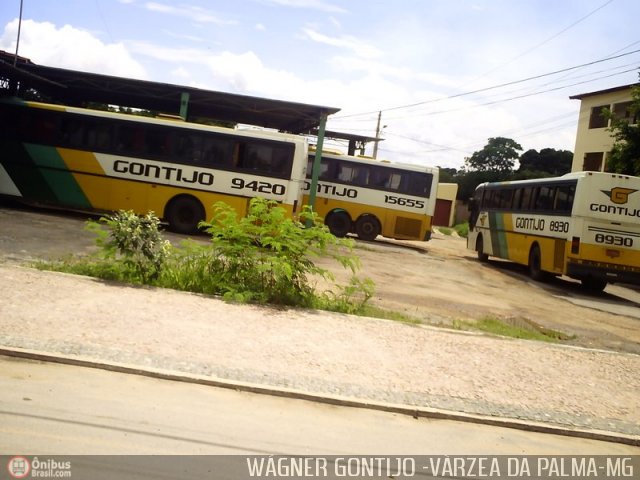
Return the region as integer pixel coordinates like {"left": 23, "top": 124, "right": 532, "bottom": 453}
{"left": 32, "top": 111, "right": 57, "bottom": 145}
{"left": 60, "top": 118, "right": 85, "bottom": 148}
{"left": 555, "top": 184, "right": 576, "bottom": 213}
{"left": 86, "top": 122, "right": 112, "bottom": 151}
{"left": 387, "top": 173, "right": 403, "bottom": 191}
{"left": 535, "top": 186, "right": 555, "bottom": 211}
{"left": 202, "top": 136, "right": 234, "bottom": 167}
{"left": 512, "top": 188, "right": 523, "bottom": 211}
{"left": 270, "top": 145, "right": 293, "bottom": 176}
{"left": 405, "top": 172, "right": 430, "bottom": 197}
{"left": 520, "top": 187, "right": 534, "bottom": 211}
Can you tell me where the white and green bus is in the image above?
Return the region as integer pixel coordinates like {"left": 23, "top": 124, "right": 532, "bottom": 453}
{"left": 0, "top": 97, "right": 309, "bottom": 233}
{"left": 467, "top": 171, "right": 640, "bottom": 292}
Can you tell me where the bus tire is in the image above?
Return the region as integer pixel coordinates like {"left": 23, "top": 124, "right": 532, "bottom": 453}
{"left": 528, "top": 244, "right": 547, "bottom": 282}
{"left": 355, "top": 215, "right": 381, "bottom": 241}
{"left": 325, "top": 210, "right": 351, "bottom": 238}
{"left": 476, "top": 235, "right": 489, "bottom": 262}
{"left": 580, "top": 277, "right": 607, "bottom": 294}
{"left": 165, "top": 195, "right": 205, "bottom": 234}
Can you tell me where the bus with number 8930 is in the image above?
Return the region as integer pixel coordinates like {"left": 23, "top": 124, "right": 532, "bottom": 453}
{"left": 467, "top": 171, "right": 640, "bottom": 292}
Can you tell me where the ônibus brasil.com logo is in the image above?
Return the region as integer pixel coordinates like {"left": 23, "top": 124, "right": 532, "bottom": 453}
{"left": 7, "top": 456, "right": 30, "bottom": 479}
{"left": 7, "top": 456, "right": 72, "bottom": 478}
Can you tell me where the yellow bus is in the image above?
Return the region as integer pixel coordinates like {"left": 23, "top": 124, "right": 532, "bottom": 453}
{"left": 303, "top": 151, "right": 439, "bottom": 241}
{"left": 467, "top": 171, "right": 640, "bottom": 292}
{"left": 0, "top": 97, "right": 308, "bottom": 233}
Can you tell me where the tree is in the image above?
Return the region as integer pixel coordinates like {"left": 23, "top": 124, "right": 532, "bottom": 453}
{"left": 606, "top": 82, "right": 640, "bottom": 176}
{"left": 464, "top": 137, "right": 522, "bottom": 173}
{"left": 437, "top": 167, "right": 457, "bottom": 183}
{"left": 516, "top": 148, "right": 573, "bottom": 179}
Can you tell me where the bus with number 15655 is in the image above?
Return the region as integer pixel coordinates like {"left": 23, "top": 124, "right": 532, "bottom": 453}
{"left": 303, "top": 150, "right": 439, "bottom": 241}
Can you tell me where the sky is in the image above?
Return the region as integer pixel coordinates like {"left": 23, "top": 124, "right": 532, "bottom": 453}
{"left": 1, "top": 0, "right": 639, "bottom": 170}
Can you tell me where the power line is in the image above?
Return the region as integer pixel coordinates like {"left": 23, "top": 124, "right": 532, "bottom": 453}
{"left": 333, "top": 48, "right": 640, "bottom": 120}
{"left": 375, "top": 66, "right": 639, "bottom": 122}
{"left": 462, "top": 0, "right": 615, "bottom": 87}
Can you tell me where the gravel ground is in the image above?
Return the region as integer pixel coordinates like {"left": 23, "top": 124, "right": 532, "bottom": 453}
{"left": 1, "top": 264, "right": 639, "bottom": 437}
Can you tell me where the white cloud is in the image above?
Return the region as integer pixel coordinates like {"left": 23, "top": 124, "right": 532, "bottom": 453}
{"left": 302, "top": 27, "right": 382, "bottom": 59}
{"left": 0, "top": 19, "right": 147, "bottom": 79}
{"left": 260, "top": 0, "right": 347, "bottom": 14}
{"left": 255, "top": 23, "right": 266, "bottom": 32}
{"left": 143, "top": 2, "right": 238, "bottom": 25}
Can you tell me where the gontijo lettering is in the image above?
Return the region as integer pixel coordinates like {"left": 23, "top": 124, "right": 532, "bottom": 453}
{"left": 113, "top": 160, "right": 214, "bottom": 186}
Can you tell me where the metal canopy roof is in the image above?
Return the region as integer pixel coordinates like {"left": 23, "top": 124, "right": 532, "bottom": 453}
{"left": 0, "top": 50, "right": 340, "bottom": 133}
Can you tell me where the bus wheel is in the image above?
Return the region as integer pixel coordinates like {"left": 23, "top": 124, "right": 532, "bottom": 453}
{"left": 165, "top": 195, "right": 205, "bottom": 234}
{"left": 528, "top": 244, "right": 547, "bottom": 282}
{"left": 355, "top": 215, "right": 380, "bottom": 241}
{"left": 476, "top": 235, "right": 489, "bottom": 262}
{"left": 325, "top": 211, "right": 351, "bottom": 238}
{"left": 581, "top": 277, "right": 607, "bottom": 294}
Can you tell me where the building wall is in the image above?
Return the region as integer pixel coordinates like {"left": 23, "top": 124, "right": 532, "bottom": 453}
{"left": 571, "top": 85, "right": 637, "bottom": 172}
{"left": 434, "top": 183, "right": 458, "bottom": 227}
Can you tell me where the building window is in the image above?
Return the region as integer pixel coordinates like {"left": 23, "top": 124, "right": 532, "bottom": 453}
{"left": 612, "top": 101, "right": 639, "bottom": 125}
{"left": 583, "top": 152, "right": 604, "bottom": 171}
{"left": 588, "top": 105, "right": 609, "bottom": 129}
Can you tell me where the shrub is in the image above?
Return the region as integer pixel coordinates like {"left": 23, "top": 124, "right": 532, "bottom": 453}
{"left": 60, "top": 199, "right": 374, "bottom": 311}
{"left": 191, "top": 198, "right": 362, "bottom": 306}
{"left": 86, "top": 210, "right": 171, "bottom": 282}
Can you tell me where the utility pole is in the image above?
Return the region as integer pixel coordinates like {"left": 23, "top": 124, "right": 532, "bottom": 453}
{"left": 373, "top": 111, "right": 382, "bottom": 159}
{"left": 14, "top": 0, "right": 24, "bottom": 66}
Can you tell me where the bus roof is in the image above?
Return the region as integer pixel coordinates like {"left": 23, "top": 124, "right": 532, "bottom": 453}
{"left": 2, "top": 97, "right": 308, "bottom": 144}
{"left": 315, "top": 150, "right": 439, "bottom": 174}
{"left": 476, "top": 171, "right": 639, "bottom": 190}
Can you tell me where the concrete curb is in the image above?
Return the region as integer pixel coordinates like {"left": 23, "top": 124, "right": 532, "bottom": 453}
{"left": 2, "top": 346, "right": 639, "bottom": 447}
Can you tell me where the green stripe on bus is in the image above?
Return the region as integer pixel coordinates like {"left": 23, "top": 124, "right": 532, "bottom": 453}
{"left": 489, "top": 211, "right": 509, "bottom": 258}
{"left": 0, "top": 141, "right": 58, "bottom": 203}
{"left": 24, "top": 144, "right": 91, "bottom": 208}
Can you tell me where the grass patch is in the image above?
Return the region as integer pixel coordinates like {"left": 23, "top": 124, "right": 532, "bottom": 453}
{"left": 454, "top": 222, "right": 469, "bottom": 238}
{"left": 452, "top": 316, "right": 571, "bottom": 343}
{"left": 437, "top": 226, "right": 453, "bottom": 236}
{"left": 357, "top": 305, "right": 422, "bottom": 325}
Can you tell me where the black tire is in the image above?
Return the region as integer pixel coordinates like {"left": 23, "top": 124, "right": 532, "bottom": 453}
{"left": 476, "top": 235, "right": 489, "bottom": 262}
{"left": 165, "top": 196, "right": 205, "bottom": 234}
{"left": 355, "top": 215, "right": 381, "bottom": 241}
{"left": 581, "top": 277, "right": 607, "bottom": 294}
{"left": 528, "top": 244, "right": 547, "bottom": 282}
{"left": 325, "top": 211, "right": 351, "bottom": 238}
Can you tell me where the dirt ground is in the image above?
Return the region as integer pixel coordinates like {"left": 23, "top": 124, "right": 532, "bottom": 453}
{"left": 1, "top": 201, "right": 639, "bottom": 354}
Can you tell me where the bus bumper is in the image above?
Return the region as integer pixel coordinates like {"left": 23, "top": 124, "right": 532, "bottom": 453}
{"left": 566, "top": 260, "right": 640, "bottom": 286}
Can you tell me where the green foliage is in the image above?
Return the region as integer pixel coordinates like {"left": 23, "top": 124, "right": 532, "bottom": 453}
{"left": 464, "top": 137, "right": 522, "bottom": 173}
{"left": 515, "top": 148, "right": 572, "bottom": 178}
{"left": 191, "top": 198, "right": 362, "bottom": 306}
{"left": 454, "top": 222, "right": 469, "bottom": 238}
{"left": 605, "top": 83, "right": 640, "bottom": 176}
{"left": 85, "top": 210, "right": 171, "bottom": 283}
{"left": 46, "top": 199, "right": 373, "bottom": 313}
{"left": 453, "top": 169, "right": 509, "bottom": 201}
{"left": 452, "top": 316, "right": 571, "bottom": 342}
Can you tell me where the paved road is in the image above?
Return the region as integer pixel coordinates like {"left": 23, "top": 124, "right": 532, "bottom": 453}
{"left": 2, "top": 356, "right": 638, "bottom": 456}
